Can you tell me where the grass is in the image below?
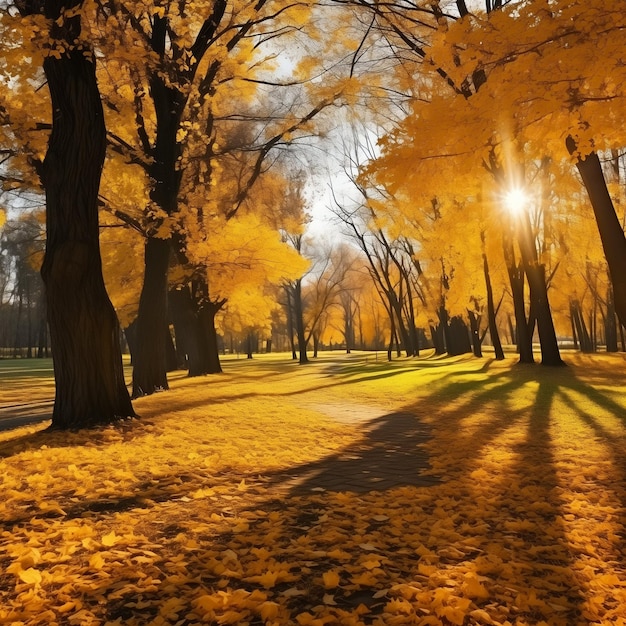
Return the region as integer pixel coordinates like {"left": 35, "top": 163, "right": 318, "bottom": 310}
{"left": 0, "top": 350, "right": 625, "bottom": 625}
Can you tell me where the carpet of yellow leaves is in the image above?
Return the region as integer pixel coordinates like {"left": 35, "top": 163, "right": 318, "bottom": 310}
{"left": 0, "top": 351, "right": 625, "bottom": 625}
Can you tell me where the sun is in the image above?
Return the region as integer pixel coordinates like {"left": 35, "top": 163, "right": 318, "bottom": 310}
{"left": 504, "top": 188, "right": 528, "bottom": 215}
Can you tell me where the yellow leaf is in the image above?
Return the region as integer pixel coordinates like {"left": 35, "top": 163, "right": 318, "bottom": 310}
{"left": 350, "top": 571, "right": 379, "bottom": 586}
{"left": 89, "top": 553, "right": 105, "bottom": 570}
{"left": 463, "top": 573, "right": 490, "bottom": 599}
{"left": 322, "top": 570, "right": 340, "bottom": 589}
{"left": 439, "top": 605, "right": 467, "bottom": 626}
{"left": 18, "top": 568, "right": 42, "bottom": 585}
{"left": 259, "top": 601, "right": 279, "bottom": 620}
{"left": 256, "top": 570, "right": 279, "bottom": 589}
{"left": 101, "top": 531, "right": 120, "bottom": 547}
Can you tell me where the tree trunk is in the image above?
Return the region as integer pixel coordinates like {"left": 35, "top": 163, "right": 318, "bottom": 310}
{"left": 285, "top": 287, "right": 297, "bottom": 359}
{"left": 13, "top": 290, "right": 23, "bottom": 358}
{"left": 165, "top": 325, "right": 178, "bottom": 371}
{"left": 468, "top": 310, "right": 482, "bottom": 357}
{"left": 132, "top": 237, "right": 170, "bottom": 397}
{"left": 37, "top": 303, "right": 48, "bottom": 359}
{"left": 448, "top": 315, "right": 473, "bottom": 356}
{"left": 606, "top": 282, "right": 618, "bottom": 353}
{"left": 246, "top": 331, "right": 254, "bottom": 359}
{"left": 39, "top": 4, "right": 134, "bottom": 427}
{"left": 168, "top": 287, "right": 193, "bottom": 369}
{"left": 293, "top": 280, "right": 309, "bottom": 364}
{"left": 482, "top": 244, "right": 505, "bottom": 360}
{"left": 504, "top": 231, "right": 534, "bottom": 364}
{"left": 567, "top": 137, "right": 626, "bottom": 330}
{"left": 523, "top": 262, "right": 564, "bottom": 366}
{"left": 201, "top": 301, "right": 223, "bottom": 374}
{"left": 571, "top": 300, "right": 592, "bottom": 353}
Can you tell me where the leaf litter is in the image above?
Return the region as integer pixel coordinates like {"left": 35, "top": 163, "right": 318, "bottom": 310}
{"left": 0, "top": 352, "right": 625, "bottom": 625}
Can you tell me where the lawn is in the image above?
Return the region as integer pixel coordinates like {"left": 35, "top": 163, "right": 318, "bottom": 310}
{"left": 0, "top": 350, "right": 625, "bottom": 625}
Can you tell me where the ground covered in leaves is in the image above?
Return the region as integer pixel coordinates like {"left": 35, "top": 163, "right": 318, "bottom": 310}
{"left": 1, "top": 351, "right": 625, "bottom": 625}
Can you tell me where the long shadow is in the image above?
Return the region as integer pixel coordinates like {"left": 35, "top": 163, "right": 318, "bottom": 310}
{"left": 267, "top": 410, "right": 440, "bottom": 494}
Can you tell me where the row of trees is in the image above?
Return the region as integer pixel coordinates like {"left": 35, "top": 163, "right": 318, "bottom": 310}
{"left": 2, "top": 189, "right": 622, "bottom": 366}
{"left": 1, "top": 0, "right": 626, "bottom": 429}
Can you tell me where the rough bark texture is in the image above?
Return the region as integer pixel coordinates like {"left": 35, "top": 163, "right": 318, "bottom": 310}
{"left": 39, "top": 2, "right": 134, "bottom": 428}
{"left": 567, "top": 137, "right": 626, "bottom": 330}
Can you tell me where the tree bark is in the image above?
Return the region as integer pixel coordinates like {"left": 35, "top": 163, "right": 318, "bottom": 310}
{"left": 567, "top": 137, "right": 626, "bottom": 329}
{"left": 200, "top": 301, "right": 223, "bottom": 374}
{"left": 38, "top": 2, "right": 134, "bottom": 428}
{"left": 132, "top": 237, "right": 170, "bottom": 397}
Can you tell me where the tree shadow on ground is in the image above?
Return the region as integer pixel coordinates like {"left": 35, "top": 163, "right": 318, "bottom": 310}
{"left": 267, "top": 410, "right": 440, "bottom": 494}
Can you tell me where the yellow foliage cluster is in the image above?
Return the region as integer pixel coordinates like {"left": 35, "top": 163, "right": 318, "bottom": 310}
{"left": 1, "top": 352, "right": 626, "bottom": 624}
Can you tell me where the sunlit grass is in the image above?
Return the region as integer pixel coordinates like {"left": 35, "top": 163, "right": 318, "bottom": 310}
{"left": 1, "top": 350, "right": 626, "bottom": 625}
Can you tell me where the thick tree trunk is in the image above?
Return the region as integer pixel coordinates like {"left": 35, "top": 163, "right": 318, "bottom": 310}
{"left": 430, "top": 323, "right": 446, "bottom": 355}
{"left": 39, "top": 7, "right": 134, "bottom": 427}
{"left": 567, "top": 137, "right": 626, "bottom": 329}
{"left": 448, "top": 315, "right": 473, "bottom": 356}
{"left": 132, "top": 237, "right": 170, "bottom": 397}
{"left": 200, "top": 301, "right": 223, "bottom": 374}
{"left": 168, "top": 287, "right": 193, "bottom": 369}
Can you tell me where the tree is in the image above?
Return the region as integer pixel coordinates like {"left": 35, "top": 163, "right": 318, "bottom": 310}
{"left": 6, "top": 0, "right": 134, "bottom": 428}
{"left": 88, "top": 0, "right": 348, "bottom": 396}
{"left": 347, "top": 0, "right": 569, "bottom": 364}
